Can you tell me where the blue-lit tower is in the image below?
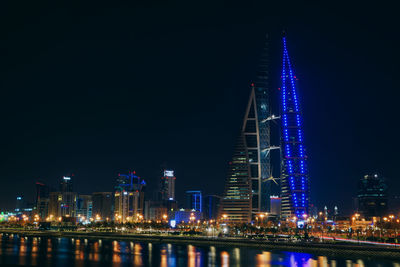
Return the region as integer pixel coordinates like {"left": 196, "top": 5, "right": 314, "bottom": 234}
{"left": 280, "top": 35, "right": 310, "bottom": 218}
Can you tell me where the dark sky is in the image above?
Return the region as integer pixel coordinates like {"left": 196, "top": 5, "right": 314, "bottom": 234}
{"left": 1, "top": 2, "right": 399, "bottom": 214}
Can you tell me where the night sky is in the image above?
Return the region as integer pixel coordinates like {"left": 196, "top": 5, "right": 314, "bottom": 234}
{"left": 1, "top": 2, "right": 399, "bottom": 214}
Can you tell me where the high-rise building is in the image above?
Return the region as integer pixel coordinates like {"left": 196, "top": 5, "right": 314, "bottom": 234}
{"left": 203, "top": 195, "right": 221, "bottom": 220}
{"left": 240, "top": 38, "right": 280, "bottom": 215}
{"left": 92, "top": 192, "right": 113, "bottom": 220}
{"left": 60, "top": 176, "right": 73, "bottom": 192}
{"left": 185, "top": 191, "right": 202, "bottom": 212}
{"left": 219, "top": 37, "right": 281, "bottom": 222}
{"left": 61, "top": 191, "right": 77, "bottom": 217}
{"left": 114, "top": 171, "right": 146, "bottom": 222}
{"left": 76, "top": 195, "right": 92, "bottom": 220}
{"left": 219, "top": 134, "right": 252, "bottom": 223}
{"left": 35, "top": 181, "right": 49, "bottom": 220}
{"left": 114, "top": 191, "right": 144, "bottom": 222}
{"left": 241, "top": 83, "right": 277, "bottom": 215}
{"left": 48, "top": 192, "right": 62, "bottom": 218}
{"left": 15, "top": 196, "right": 24, "bottom": 214}
{"left": 280, "top": 34, "right": 311, "bottom": 218}
{"left": 159, "top": 170, "right": 176, "bottom": 201}
{"left": 358, "top": 174, "right": 388, "bottom": 218}
{"left": 48, "top": 176, "right": 77, "bottom": 219}
{"left": 48, "top": 191, "right": 77, "bottom": 218}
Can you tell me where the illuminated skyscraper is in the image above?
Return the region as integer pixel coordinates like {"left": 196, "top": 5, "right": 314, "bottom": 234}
{"left": 219, "top": 134, "right": 252, "bottom": 223}
{"left": 160, "top": 170, "right": 176, "bottom": 201}
{"left": 242, "top": 39, "right": 280, "bottom": 215}
{"left": 280, "top": 35, "right": 311, "bottom": 218}
{"left": 114, "top": 171, "right": 146, "bottom": 222}
{"left": 48, "top": 176, "right": 77, "bottom": 218}
{"left": 219, "top": 38, "right": 280, "bottom": 222}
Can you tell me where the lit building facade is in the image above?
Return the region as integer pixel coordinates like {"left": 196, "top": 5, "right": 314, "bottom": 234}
{"left": 47, "top": 176, "right": 77, "bottom": 219}
{"left": 114, "top": 171, "right": 146, "bottom": 222}
{"left": 76, "top": 195, "right": 92, "bottom": 220}
{"left": 168, "top": 209, "right": 202, "bottom": 224}
{"left": 15, "top": 196, "right": 24, "bottom": 214}
{"left": 160, "top": 170, "right": 176, "bottom": 201}
{"left": 242, "top": 81, "right": 276, "bottom": 215}
{"left": 280, "top": 35, "right": 311, "bottom": 218}
{"left": 48, "top": 191, "right": 77, "bottom": 218}
{"left": 149, "top": 205, "right": 168, "bottom": 221}
{"left": 114, "top": 191, "right": 141, "bottom": 222}
{"left": 35, "top": 181, "right": 49, "bottom": 220}
{"left": 92, "top": 192, "right": 113, "bottom": 221}
{"left": 185, "top": 190, "right": 202, "bottom": 212}
{"left": 270, "top": 196, "right": 282, "bottom": 216}
{"left": 219, "top": 134, "right": 252, "bottom": 223}
{"left": 203, "top": 195, "right": 221, "bottom": 220}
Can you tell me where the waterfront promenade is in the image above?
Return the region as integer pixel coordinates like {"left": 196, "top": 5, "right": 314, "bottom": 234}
{"left": 2, "top": 229, "right": 400, "bottom": 260}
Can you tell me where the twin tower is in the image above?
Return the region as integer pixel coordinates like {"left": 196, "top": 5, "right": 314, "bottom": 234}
{"left": 219, "top": 34, "right": 311, "bottom": 223}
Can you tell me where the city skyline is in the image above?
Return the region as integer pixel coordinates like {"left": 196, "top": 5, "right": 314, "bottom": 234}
{"left": 1, "top": 3, "right": 399, "bottom": 214}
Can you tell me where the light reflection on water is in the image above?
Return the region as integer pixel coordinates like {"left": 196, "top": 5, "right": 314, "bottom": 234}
{"left": 0, "top": 233, "right": 399, "bottom": 266}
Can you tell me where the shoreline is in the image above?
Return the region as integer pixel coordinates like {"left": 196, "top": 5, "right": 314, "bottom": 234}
{"left": 2, "top": 229, "right": 400, "bottom": 260}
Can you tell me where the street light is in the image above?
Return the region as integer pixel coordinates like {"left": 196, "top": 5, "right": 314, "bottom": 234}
{"left": 259, "top": 214, "right": 265, "bottom": 225}
{"left": 222, "top": 214, "right": 228, "bottom": 223}
{"left": 189, "top": 213, "right": 195, "bottom": 223}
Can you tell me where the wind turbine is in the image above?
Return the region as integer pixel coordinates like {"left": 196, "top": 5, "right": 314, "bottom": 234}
{"left": 263, "top": 167, "right": 280, "bottom": 185}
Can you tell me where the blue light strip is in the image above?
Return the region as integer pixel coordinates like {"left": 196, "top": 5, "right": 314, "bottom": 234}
{"left": 281, "top": 37, "right": 309, "bottom": 218}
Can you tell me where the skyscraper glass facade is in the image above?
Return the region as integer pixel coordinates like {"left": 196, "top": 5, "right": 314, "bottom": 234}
{"left": 219, "top": 134, "right": 252, "bottom": 223}
{"left": 243, "top": 40, "right": 275, "bottom": 214}
{"left": 220, "top": 38, "right": 281, "bottom": 222}
{"left": 243, "top": 82, "right": 278, "bottom": 214}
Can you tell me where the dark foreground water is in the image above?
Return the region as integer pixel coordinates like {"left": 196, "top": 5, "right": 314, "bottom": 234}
{"left": 1, "top": 234, "right": 399, "bottom": 267}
